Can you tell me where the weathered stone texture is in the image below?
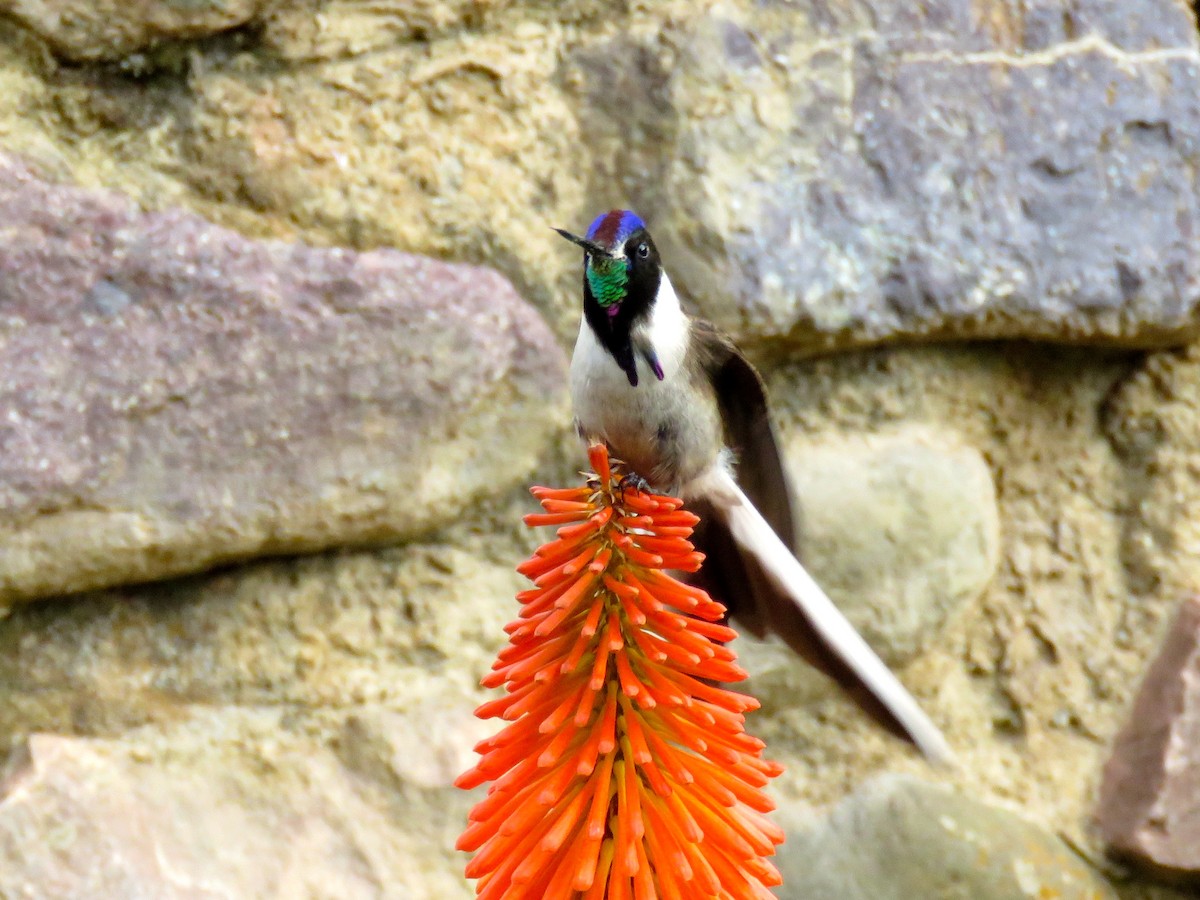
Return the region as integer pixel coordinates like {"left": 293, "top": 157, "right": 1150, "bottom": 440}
{"left": 0, "top": 1, "right": 1198, "bottom": 898}
{"left": 0, "top": 0, "right": 269, "bottom": 61}
{"left": 576, "top": 1, "right": 1200, "bottom": 350}
{"left": 1097, "top": 596, "right": 1200, "bottom": 883}
{"left": 0, "top": 153, "right": 567, "bottom": 604}
{"left": 786, "top": 429, "right": 1000, "bottom": 665}
{"left": 0, "top": 520, "right": 524, "bottom": 899}
{"left": 775, "top": 774, "right": 1118, "bottom": 900}
{"left": 260, "top": 1, "right": 517, "bottom": 62}
{"left": 0, "top": 731, "right": 476, "bottom": 899}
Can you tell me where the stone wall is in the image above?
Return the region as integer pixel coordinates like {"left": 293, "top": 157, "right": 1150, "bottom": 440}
{"left": 0, "top": 0, "right": 1198, "bottom": 896}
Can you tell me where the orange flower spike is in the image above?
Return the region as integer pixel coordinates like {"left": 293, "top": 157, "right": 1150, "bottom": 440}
{"left": 615, "top": 541, "right": 664, "bottom": 570}
{"left": 631, "top": 837, "right": 655, "bottom": 900}
{"left": 570, "top": 838, "right": 605, "bottom": 892}
{"left": 618, "top": 695, "right": 653, "bottom": 765}
{"left": 584, "top": 751, "right": 617, "bottom": 840}
{"left": 589, "top": 638, "right": 612, "bottom": 690}
{"left": 587, "top": 442, "right": 612, "bottom": 481}
{"left": 581, "top": 842, "right": 615, "bottom": 900}
{"left": 540, "top": 679, "right": 590, "bottom": 735}
{"left": 538, "top": 498, "right": 594, "bottom": 513}
{"left": 457, "top": 444, "right": 784, "bottom": 899}
{"left": 573, "top": 678, "right": 607, "bottom": 731}
{"left": 614, "top": 651, "right": 647, "bottom": 702}
{"left": 530, "top": 485, "right": 591, "bottom": 502}
{"left": 594, "top": 683, "right": 619, "bottom": 752}
{"left": 523, "top": 509, "right": 590, "bottom": 528}
{"left": 580, "top": 592, "right": 607, "bottom": 638}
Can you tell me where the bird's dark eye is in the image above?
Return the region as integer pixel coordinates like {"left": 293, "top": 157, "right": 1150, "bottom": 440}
{"left": 636, "top": 242, "right": 649, "bottom": 259}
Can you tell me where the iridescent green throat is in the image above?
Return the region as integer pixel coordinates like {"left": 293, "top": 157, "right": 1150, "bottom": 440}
{"left": 586, "top": 256, "right": 628, "bottom": 308}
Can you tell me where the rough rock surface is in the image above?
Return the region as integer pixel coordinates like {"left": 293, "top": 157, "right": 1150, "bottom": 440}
{"left": 2, "top": 1, "right": 1200, "bottom": 899}
{"left": 1103, "top": 340, "right": 1200, "bottom": 893}
{"left": 181, "top": 5, "right": 587, "bottom": 339}
{"left": 0, "top": 511, "right": 525, "bottom": 742}
{"left": 576, "top": 1, "right": 1200, "bottom": 350}
{"left": 0, "top": 339, "right": 1159, "bottom": 898}
{"left": 1107, "top": 343, "right": 1200, "bottom": 634}
{"left": 0, "top": 516, "right": 531, "bottom": 899}
{"left": 261, "top": 1, "right": 518, "bottom": 62}
{"left": 0, "top": 153, "right": 567, "bottom": 605}
{"left": 0, "top": 0, "right": 270, "bottom": 62}
{"left": 786, "top": 429, "right": 1000, "bottom": 665}
{"left": 1096, "top": 596, "right": 1200, "bottom": 882}
{"left": 774, "top": 773, "right": 1118, "bottom": 900}
{"left": 0, "top": 729, "right": 477, "bottom": 899}
{"left": 3, "top": 1, "right": 1192, "bottom": 351}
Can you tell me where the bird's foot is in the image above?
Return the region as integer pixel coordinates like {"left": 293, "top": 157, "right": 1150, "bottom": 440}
{"left": 617, "top": 471, "right": 652, "bottom": 495}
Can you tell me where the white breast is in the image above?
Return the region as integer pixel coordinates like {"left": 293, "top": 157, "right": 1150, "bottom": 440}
{"left": 571, "top": 273, "right": 686, "bottom": 416}
{"left": 641, "top": 273, "right": 688, "bottom": 375}
{"left": 569, "top": 274, "right": 699, "bottom": 482}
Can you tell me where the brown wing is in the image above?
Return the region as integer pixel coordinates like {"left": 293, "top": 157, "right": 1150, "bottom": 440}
{"left": 688, "top": 320, "right": 795, "bottom": 553}
{"left": 685, "top": 318, "right": 796, "bottom": 641}
{"left": 686, "top": 320, "right": 917, "bottom": 745}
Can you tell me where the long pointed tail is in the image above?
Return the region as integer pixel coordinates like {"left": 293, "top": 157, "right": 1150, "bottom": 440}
{"left": 691, "top": 466, "right": 955, "bottom": 765}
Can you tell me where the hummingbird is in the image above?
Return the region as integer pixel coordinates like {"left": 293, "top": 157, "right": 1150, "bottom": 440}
{"left": 556, "top": 209, "right": 952, "bottom": 763}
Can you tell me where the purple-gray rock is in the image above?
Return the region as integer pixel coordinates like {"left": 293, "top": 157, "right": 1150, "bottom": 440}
{"left": 0, "top": 153, "right": 568, "bottom": 605}
{"left": 573, "top": 0, "right": 1200, "bottom": 351}
{"left": 1096, "top": 595, "right": 1200, "bottom": 884}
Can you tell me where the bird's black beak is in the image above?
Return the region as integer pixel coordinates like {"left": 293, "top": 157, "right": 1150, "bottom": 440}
{"left": 553, "top": 228, "right": 614, "bottom": 258}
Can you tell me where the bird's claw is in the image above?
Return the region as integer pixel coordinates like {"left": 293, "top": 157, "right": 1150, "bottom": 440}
{"left": 618, "top": 471, "right": 652, "bottom": 495}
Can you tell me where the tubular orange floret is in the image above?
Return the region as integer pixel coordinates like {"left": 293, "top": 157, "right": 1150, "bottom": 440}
{"left": 457, "top": 444, "right": 783, "bottom": 899}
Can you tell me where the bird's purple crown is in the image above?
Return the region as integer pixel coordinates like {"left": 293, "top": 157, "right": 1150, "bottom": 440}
{"left": 586, "top": 210, "right": 645, "bottom": 251}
